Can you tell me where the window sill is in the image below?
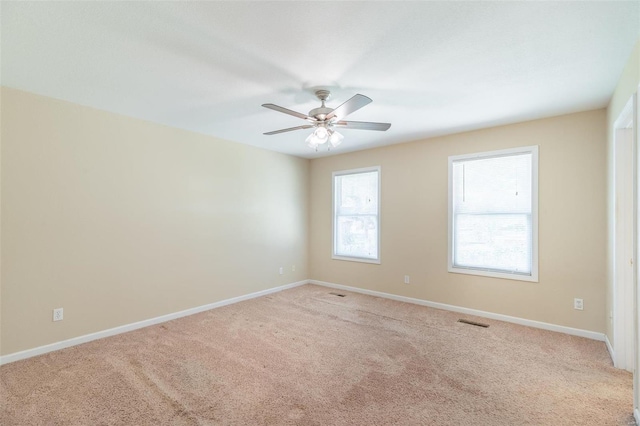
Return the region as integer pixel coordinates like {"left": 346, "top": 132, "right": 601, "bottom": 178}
{"left": 332, "top": 255, "right": 381, "bottom": 265}
{"left": 448, "top": 266, "right": 538, "bottom": 282}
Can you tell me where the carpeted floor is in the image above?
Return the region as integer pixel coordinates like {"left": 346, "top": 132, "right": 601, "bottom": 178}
{"left": 0, "top": 284, "right": 635, "bottom": 425}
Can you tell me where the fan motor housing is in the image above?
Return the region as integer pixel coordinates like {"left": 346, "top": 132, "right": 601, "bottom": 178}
{"left": 308, "top": 107, "right": 333, "bottom": 120}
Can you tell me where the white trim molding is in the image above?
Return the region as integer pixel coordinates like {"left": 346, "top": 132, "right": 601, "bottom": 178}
{"left": 2, "top": 279, "right": 608, "bottom": 366}
{"left": 0, "top": 280, "right": 308, "bottom": 365}
{"left": 612, "top": 93, "right": 637, "bottom": 373}
{"left": 605, "top": 334, "right": 615, "bottom": 364}
{"left": 309, "top": 280, "right": 605, "bottom": 341}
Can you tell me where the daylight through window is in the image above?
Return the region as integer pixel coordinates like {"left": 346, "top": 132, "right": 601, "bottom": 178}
{"left": 449, "top": 147, "right": 538, "bottom": 281}
{"left": 333, "top": 167, "right": 380, "bottom": 263}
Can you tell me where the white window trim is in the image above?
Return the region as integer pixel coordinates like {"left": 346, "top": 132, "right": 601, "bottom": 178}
{"left": 332, "top": 166, "right": 381, "bottom": 264}
{"left": 448, "top": 146, "right": 539, "bottom": 282}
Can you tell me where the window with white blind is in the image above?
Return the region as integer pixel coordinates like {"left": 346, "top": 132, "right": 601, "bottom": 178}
{"left": 448, "top": 146, "right": 538, "bottom": 282}
{"left": 333, "top": 167, "right": 380, "bottom": 263}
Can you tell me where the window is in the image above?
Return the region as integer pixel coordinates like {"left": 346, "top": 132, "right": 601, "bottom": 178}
{"left": 333, "top": 167, "right": 380, "bottom": 263}
{"left": 448, "top": 146, "right": 538, "bottom": 281}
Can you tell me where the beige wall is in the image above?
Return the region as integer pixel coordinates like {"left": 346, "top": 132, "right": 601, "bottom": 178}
{"left": 606, "top": 37, "right": 640, "bottom": 346}
{"left": 310, "top": 109, "right": 607, "bottom": 333}
{"left": 0, "top": 84, "right": 615, "bottom": 356}
{"left": 0, "top": 87, "right": 309, "bottom": 355}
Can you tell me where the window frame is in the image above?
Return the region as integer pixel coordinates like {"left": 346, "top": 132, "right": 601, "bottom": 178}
{"left": 448, "top": 146, "right": 539, "bottom": 282}
{"left": 332, "top": 166, "right": 381, "bottom": 264}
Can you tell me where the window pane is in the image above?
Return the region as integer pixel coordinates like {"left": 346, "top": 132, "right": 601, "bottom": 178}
{"left": 335, "top": 215, "right": 378, "bottom": 259}
{"left": 337, "top": 171, "right": 378, "bottom": 216}
{"left": 454, "top": 213, "right": 531, "bottom": 274}
{"left": 452, "top": 153, "right": 532, "bottom": 214}
{"left": 334, "top": 168, "right": 380, "bottom": 262}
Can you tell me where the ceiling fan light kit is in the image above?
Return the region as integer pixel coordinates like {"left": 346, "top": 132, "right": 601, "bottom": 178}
{"left": 262, "top": 90, "right": 391, "bottom": 151}
{"left": 305, "top": 127, "right": 343, "bottom": 150}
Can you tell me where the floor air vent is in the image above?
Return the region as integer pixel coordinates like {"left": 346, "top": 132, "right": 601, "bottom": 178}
{"left": 329, "top": 292, "right": 346, "bottom": 297}
{"left": 458, "top": 319, "right": 489, "bottom": 328}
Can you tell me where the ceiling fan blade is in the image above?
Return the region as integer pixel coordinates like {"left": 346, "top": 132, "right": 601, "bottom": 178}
{"left": 335, "top": 120, "right": 391, "bottom": 131}
{"left": 262, "top": 103, "right": 314, "bottom": 121}
{"left": 263, "top": 125, "right": 314, "bottom": 135}
{"left": 325, "top": 94, "right": 372, "bottom": 121}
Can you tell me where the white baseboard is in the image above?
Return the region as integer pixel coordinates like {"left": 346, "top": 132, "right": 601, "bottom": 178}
{"left": 604, "top": 334, "right": 615, "bottom": 364}
{"left": 0, "top": 280, "right": 308, "bottom": 366}
{"left": 1, "top": 279, "right": 609, "bottom": 366}
{"left": 309, "top": 280, "right": 605, "bottom": 342}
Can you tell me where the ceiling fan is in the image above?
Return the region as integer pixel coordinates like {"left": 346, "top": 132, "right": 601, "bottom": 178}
{"left": 262, "top": 90, "right": 391, "bottom": 150}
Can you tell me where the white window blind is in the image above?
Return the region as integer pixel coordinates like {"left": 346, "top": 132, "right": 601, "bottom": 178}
{"left": 449, "top": 147, "right": 538, "bottom": 280}
{"left": 333, "top": 167, "right": 380, "bottom": 262}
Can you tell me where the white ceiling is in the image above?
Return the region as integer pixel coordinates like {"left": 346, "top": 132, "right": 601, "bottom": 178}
{"left": 2, "top": 2, "right": 639, "bottom": 159}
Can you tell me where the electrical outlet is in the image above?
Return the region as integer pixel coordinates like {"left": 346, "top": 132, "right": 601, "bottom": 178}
{"left": 404, "top": 275, "right": 410, "bottom": 284}
{"left": 574, "top": 298, "right": 584, "bottom": 311}
{"left": 292, "top": 265, "right": 296, "bottom": 272}
{"left": 279, "top": 267, "right": 283, "bottom": 275}
{"left": 53, "top": 308, "right": 64, "bottom": 322}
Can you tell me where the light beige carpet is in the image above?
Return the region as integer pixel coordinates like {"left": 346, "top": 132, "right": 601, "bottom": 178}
{"left": 0, "top": 284, "right": 634, "bottom": 425}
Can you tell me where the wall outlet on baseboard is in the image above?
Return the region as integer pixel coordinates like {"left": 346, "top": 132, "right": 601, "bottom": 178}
{"left": 574, "top": 298, "right": 583, "bottom": 311}
{"left": 279, "top": 267, "right": 283, "bottom": 275}
{"left": 404, "top": 275, "right": 410, "bottom": 284}
{"left": 53, "top": 308, "right": 64, "bottom": 322}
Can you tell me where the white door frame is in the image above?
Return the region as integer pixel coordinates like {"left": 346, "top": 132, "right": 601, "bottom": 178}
{"left": 634, "top": 88, "right": 640, "bottom": 425}
{"left": 613, "top": 95, "right": 636, "bottom": 373}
